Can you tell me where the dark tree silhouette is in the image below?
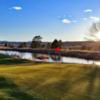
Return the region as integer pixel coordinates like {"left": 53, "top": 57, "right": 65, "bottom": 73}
{"left": 31, "top": 35, "right": 42, "bottom": 48}
{"left": 51, "top": 39, "right": 62, "bottom": 49}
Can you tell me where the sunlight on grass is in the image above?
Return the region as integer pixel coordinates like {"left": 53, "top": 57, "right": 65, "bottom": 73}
{"left": 0, "top": 54, "right": 100, "bottom": 100}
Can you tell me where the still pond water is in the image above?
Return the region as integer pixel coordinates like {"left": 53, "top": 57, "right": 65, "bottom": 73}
{"left": 0, "top": 50, "right": 100, "bottom": 65}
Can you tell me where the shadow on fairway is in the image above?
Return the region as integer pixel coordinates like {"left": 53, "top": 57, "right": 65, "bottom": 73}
{"left": 0, "top": 76, "right": 39, "bottom": 100}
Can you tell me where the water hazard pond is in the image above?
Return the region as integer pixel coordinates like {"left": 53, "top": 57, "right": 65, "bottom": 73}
{"left": 0, "top": 50, "right": 100, "bottom": 65}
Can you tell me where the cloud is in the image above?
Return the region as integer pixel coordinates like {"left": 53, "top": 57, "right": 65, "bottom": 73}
{"left": 84, "top": 9, "right": 92, "bottom": 13}
{"left": 62, "top": 18, "right": 71, "bottom": 24}
{"left": 12, "top": 6, "right": 22, "bottom": 11}
{"left": 90, "top": 16, "right": 100, "bottom": 22}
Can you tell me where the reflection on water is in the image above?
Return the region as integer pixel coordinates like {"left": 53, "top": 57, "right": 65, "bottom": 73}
{"left": 0, "top": 50, "right": 100, "bottom": 65}
{"left": 50, "top": 55, "right": 62, "bottom": 61}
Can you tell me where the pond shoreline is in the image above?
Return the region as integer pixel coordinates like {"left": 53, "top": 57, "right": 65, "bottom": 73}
{"left": 0, "top": 48, "right": 100, "bottom": 60}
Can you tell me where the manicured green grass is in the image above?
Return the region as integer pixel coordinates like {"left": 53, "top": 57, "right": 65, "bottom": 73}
{"left": 0, "top": 54, "right": 100, "bottom": 100}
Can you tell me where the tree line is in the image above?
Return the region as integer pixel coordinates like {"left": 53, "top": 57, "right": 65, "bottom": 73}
{"left": 4, "top": 35, "right": 63, "bottom": 49}
{"left": 31, "top": 35, "right": 62, "bottom": 49}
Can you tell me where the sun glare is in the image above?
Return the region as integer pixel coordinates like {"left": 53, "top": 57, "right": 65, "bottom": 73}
{"left": 95, "top": 32, "right": 100, "bottom": 38}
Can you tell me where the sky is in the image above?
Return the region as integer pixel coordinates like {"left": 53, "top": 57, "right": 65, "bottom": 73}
{"left": 0, "top": 0, "right": 100, "bottom": 42}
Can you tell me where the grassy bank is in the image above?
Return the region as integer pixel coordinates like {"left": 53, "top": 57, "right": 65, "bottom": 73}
{"left": 0, "top": 54, "right": 100, "bottom": 100}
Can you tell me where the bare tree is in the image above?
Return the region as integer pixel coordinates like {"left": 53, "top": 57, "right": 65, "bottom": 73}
{"left": 85, "top": 22, "right": 100, "bottom": 41}
{"left": 85, "top": 22, "right": 100, "bottom": 64}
